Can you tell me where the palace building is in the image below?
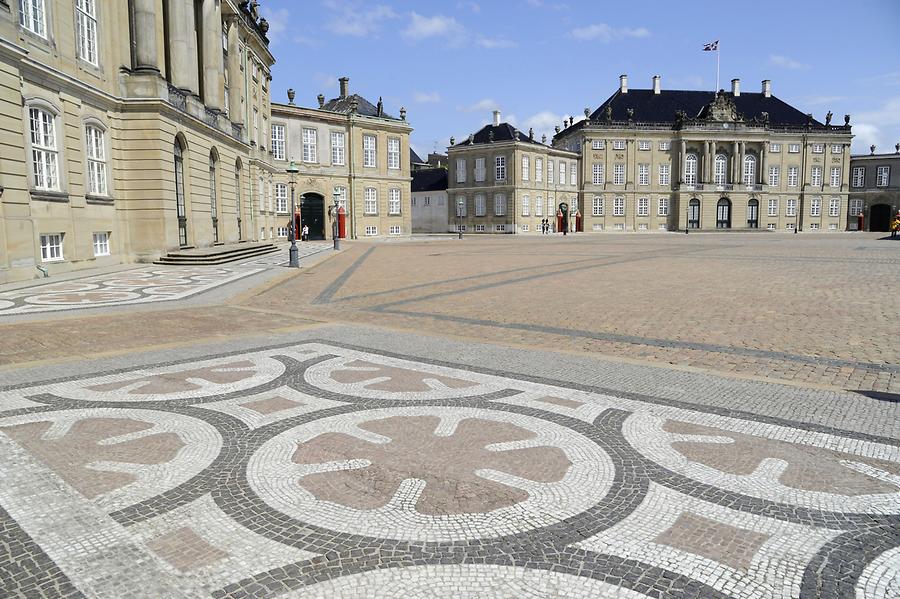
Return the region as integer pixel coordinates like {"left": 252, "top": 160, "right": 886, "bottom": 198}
{"left": 555, "top": 75, "right": 854, "bottom": 233}
{"left": 269, "top": 77, "right": 412, "bottom": 240}
{"left": 848, "top": 147, "right": 899, "bottom": 232}
{"left": 0, "top": 0, "right": 278, "bottom": 283}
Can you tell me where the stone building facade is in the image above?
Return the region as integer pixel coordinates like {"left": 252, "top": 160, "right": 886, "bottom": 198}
{"left": 411, "top": 167, "right": 448, "bottom": 233}
{"left": 269, "top": 78, "right": 412, "bottom": 240}
{"left": 554, "top": 76, "right": 853, "bottom": 233}
{"left": 0, "top": 0, "right": 276, "bottom": 283}
{"left": 848, "top": 149, "right": 900, "bottom": 232}
{"left": 447, "top": 111, "right": 580, "bottom": 234}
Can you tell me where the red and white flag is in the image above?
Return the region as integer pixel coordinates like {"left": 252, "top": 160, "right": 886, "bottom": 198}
{"left": 703, "top": 40, "right": 719, "bottom": 51}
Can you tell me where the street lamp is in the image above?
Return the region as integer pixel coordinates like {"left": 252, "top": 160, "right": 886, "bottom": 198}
{"left": 287, "top": 160, "right": 299, "bottom": 267}
{"left": 331, "top": 187, "right": 341, "bottom": 251}
{"left": 457, "top": 198, "right": 464, "bottom": 239}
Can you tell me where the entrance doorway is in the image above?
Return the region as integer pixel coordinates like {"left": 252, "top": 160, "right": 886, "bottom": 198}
{"left": 300, "top": 193, "right": 326, "bottom": 240}
{"left": 747, "top": 199, "right": 759, "bottom": 229}
{"left": 870, "top": 203, "right": 892, "bottom": 232}
{"left": 688, "top": 199, "right": 700, "bottom": 229}
{"left": 716, "top": 198, "right": 732, "bottom": 229}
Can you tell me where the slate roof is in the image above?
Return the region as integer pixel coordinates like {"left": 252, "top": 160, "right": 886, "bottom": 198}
{"left": 321, "top": 94, "right": 399, "bottom": 120}
{"left": 410, "top": 147, "right": 426, "bottom": 165}
{"left": 454, "top": 123, "right": 544, "bottom": 147}
{"left": 580, "top": 89, "right": 829, "bottom": 129}
{"left": 411, "top": 168, "right": 448, "bottom": 193}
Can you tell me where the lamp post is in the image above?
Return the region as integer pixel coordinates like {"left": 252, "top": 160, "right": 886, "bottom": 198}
{"left": 287, "top": 160, "right": 299, "bottom": 267}
{"left": 457, "top": 198, "right": 464, "bottom": 239}
{"left": 332, "top": 187, "right": 341, "bottom": 251}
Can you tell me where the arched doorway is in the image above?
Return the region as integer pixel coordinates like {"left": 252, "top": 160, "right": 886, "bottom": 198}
{"left": 235, "top": 159, "right": 243, "bottom": 240}
{"left": 747, "top": 199, "right": 759, "bottom": 229}
{"left": 174, "top": 137, "right": 189, "bottom": 247}
{"left": 870, "top": 204, "right": 892, "bottom": 232}
{"left": 688, "top": 198, "right": 700, "bottom": 229}
{"left": 209, "top": 150, "right": 219, "bottom": 243}
{"left": 716, "top": 198, "right": 732, "bottom": 229}
{"left": 300, "top": 193, "right": 325, "bottom": 240}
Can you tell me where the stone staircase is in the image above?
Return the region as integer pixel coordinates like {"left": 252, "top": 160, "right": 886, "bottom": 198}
{"left": 153, "top": 242, "right": 279, "bottom": 265}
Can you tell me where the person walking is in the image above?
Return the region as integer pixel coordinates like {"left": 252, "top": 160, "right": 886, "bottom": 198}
{"left": 301, "top": 224, "right": 309, "bottom": 242}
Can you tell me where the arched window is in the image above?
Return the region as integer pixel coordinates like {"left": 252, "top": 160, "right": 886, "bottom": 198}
{"left": 85, "top": 123, "right": 107, "bottom": 196}
{"left": 174, "top": 138, "right": 188, "bottom": 246}
{"left": 684, "top": 153, "right": 697, "bottom": 185}
{"left": 743, "top": 155, "right": 757, "bottom": 186}
{"left": 714, "top": 154, "right": 727, "bottom": 186}
{"left": 235, "top": 161, "right": 242, "bottom": 240}
{"left": 688, "top": 198, "right": 700, "bottom": 229}
{"left": 717, "top": 198, "right": 732, "bottom": 229}
{"left": 209, "top": 152, "right": 219, "bottom": 243}
{"left": 28, "top": 106, "right": 59, "bottom": 190}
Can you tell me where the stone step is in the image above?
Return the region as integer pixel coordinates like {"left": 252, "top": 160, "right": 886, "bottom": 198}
{"left": 153, "top": 243, "right": 279, "bottom": 265}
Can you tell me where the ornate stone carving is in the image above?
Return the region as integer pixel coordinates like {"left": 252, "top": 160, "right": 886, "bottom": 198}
{"left": 699, "top": 90, "right": 741, "bottom": 122}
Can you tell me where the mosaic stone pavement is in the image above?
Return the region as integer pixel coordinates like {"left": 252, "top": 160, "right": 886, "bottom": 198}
{"left": 1, "top": 340, "right": 899, "bottom": 598}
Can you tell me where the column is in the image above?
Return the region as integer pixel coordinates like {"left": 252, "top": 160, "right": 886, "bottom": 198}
{"left": 166, "top": 0, "right": 199, "bottom": 94}
{"left": 761, "top": 143, "right": 767, "bottom": 185}
{"left": 739, "top": 142, "right": 745, "bottom": 185}
{"left": 732, "top": 141, "right": 739, "bottom": 184}
{"left": 226, "top": 17, "right": 242, "bottom": 124}
{"left": 704, "top": 141, "right": 712, "bottom": 183}
{"left": 680, "top": 140, "right": 687, "bottom": 183}
{"left": 202, "top": 0, "right": 224, "bottom": 111}
{"left": 132, "top": 0, "right": 159, "bottom": 72}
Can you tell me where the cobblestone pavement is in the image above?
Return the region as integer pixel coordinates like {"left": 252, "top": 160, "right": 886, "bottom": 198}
{"left": 1, "top": 338, "right": 899, "bottom": 598}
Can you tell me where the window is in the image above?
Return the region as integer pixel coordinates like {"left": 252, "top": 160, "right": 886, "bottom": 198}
{"left": 849, "top": 198, "right": 863, "bottom": 216}
{"left": 592, "top": 196, "right": 604, "bottom": 216}
{"left": 829, "top": 223, "right": 837, "bottom": 230}
{"left": 852, "top": 167, "right": 865, "bottom": 187}
{"left": 20, "top": 0, "right": 46, "bottom": 36}
{"left": 592, "top": 139, "right": 605, "bottom": 150}
{"left": 769, "top": 165, "right": 779, "bottom": 187}
{"left": 684, "top": 154, "right": 697, "bottom": 185}
{"left": 612, "top": 139, "right": 626, "bottom": 150}
{"left": 475, "top": 157, "right": 486, "bottom": 181}
{"left": 638, "top": 164, "right": 649, "bottom": 186}
{"left": 494, "top": 224, "right": 506, "bottom": 232}
{"left": 475, "top": 224, "right": 485, "bottom": 232}
{"left": 474, "top": 194, "right": 485, "bottom": 216}
{"left": 877, "top": 166, "right": 890, "bottom": 187}
{"left": 365, "top": 226, "right": 378, "bottom": 236}
{"left": 521, "top": 195, "right": 530, "bottom": 216}
{"left": 829, "top": 197, "right": 840, "bottom": 217}
{"left": 658, "top": 197, "right": 669, "bottom": 216}
{"left": 75, "top": 0, "right": 98, "bottom": 65}
{"left": 547, "top": 197, "right": 555, "bottom": 215}
{"left": 29, "top": 107, "right": 59, "bottom": 190}
{"left": 812, "top": 143, "right": 824, "bottom": 154}
{"left": 658, "top": 164, "right": 670, "bottom": 186}
{"left": 494, "top": 194, "right": 506, "bottom": 216}
{"left": 521, "top": 156, "right": 529, "bottom": 181}
{"left": 387, "top": 138, "right": 400, "bottom": 169}
{"left": 637, "top": 197, "right": 649, "bottom": 216}
{"left": 613, "top": 196, "right": 624, "bottom": 216}
{"left": 40, "top": 233, "right": 63, "bottom": 261}
{"left": 364, "top": 187, "right": 377, "bottom": 214}
{"left": 767, "top": 223, "right": 776, "bottom": 230}
{"left": 548, "top": 160, "right": 554, "bottom": 183}
{"left": 809, "top": 223, "right": 819, "bottom": 230}
{"left": 570, "top": 162, "right": 577, "bottom": 185}
{"left": 253, "top": 108, "right": 259, "bottom": 144}
{"left": 659, "top": 140, "right": 671, "bottom": 151}
{"left": 786, "top": 198, "right": 797, "bottom": 217}
{"left": 456, "top": 158, "right": 466, "bottom": 183}
{"left": 389, "top": 188, "right": 401, "bottom": 214}
{"left": 271, "top": 124, "right": 285, "bottom": 160}
{"left": 277, "top": 226, "right": 289, "bottom": 237}
{"left": 389, "top": 225, "right": 401, "bottom": 235}
{"left": 810, "top": 197, "right": 821, "bottom": 216}
{"left": 521, "top": 224, "right": 529, "bottom": 232}
{"left": 786, "top": 223, "right": 795, "bottom": 230}
{"left": 85, "top": 124, "right": 107, "bottom": 196}
{"left": 638, "top": 140, "right": 651, "bottom": 151}
{"left": 787, "top": 166, "right": 799, "bottom": 187}
{"left": 535, "top": 196, "right": 543, "bottom": 216}
{"left": 495, "top": 156, "right": 506, "bottom": 181}
{"left": 559, "top": 161, "right": 566, "bottom": 184}
{"left": 92, "top": 231, "right": 109, "bottom": 256}
{"left": 302, "top": 128, "right": 317, "bottom": 163}
{"left": 770, "top": 143, "right": 781, "bottom": 153}
{"left": 811, "top": 166, "right": 822, "bottom": 186}
{"left": 830, "top": 167, "right": 841, "bottom": 188}
{"left": 456, "top": 195, "right": 467, "bottom": 217}
{"left": 788, "top": 143, "right": 800, "bottom": 153}
{"left": 743, "top": 155, "right": 757, "bottom": 185}
{"left": 275, "top": 183, "right": 287, "bottom": 213}
{"left": 330, "top": 131, "right": 345, "bottom": 166}
{"left": 614, "top": 223, "right": 625, "bottom": 231}
{"left": 592, "top": 163, "right": 605, "bottom": 185}
{"left": 831, "top": 144, "right": 842, "bottom": 154}
{"left": 593, "top": 223, "right": 604, "bottom": 231}
{"left": 768, "top": 198, "right": 778, "bottom": 216}
{"left": 638, "top": 223, "right": 648, "bottom": 230}
{"left": 535, "top": 158, "right": 543, "bottom": 182}
{"left": 713, "top": 154, "right": 727, "bottom": 185}
{"left": 334, "top": 186, "right": 347, "bottom": 210}
{"left": 613, "top": 163, "right": 625, "bottom": 185}
{"left": 363, "top": 135, "right": 376, "bottom": 167}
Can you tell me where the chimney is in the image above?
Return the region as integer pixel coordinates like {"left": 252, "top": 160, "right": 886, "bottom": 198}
{"left": 761, "top": 79, "right": 771, "bottom": 98}
{"left": 338, "top": 76, "right": 349, "bottom": 99}
{"left": 731, "top": 78, "right": 740, "bottom": 97}
{"left": 619, "top": 74, "right": 628, "bottom": 94}
{"left": 492, "top": 110, "right": 501, "bottom": 126}
{"left": 652, "top": 75, "right": 660, "bottom": 95}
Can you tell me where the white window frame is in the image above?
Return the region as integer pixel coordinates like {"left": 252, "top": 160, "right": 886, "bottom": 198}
{"left": 851, "top": 167, "right": 865, "bottom": 188}
{"left": 495, "top": 156, "right": 506, "bottom": 181}
{"left": 637, "top": 197, "right": 649, "bottom": 217}
{"left": 849, "top": 198, "right": 863, "bottom": 216}
{"left": 494, "top": 194, "right": 506, "bottom": 217}
{"left": 535, "top": 195, "right": 543, "bottom": 216}
{"left": 456, "top": 195, "right": 467, "bottom": 217}
{"left": 810, "top": 197, "right": 821, "bottom": 217}
{"left": 811, "top": 166, "right": 822, "bottom": 187}
{"left": 658, "top": 164, "right": 670, "bottom": 186}
{"left": 20, "top": 0, "right": 46, "bottom": 37}
{"left": 387, "top": 137, "right": 400, "bottom": 170}
{"left": 638, "top": 140, "right": 651, "bottom": 151}
{"left": 638, "top": 163, "right": 649, "bottom": 186}
{"left": 786, "top": 198, "right": 797, "bottom": 217}
{"left": 684, "top": 154, "right": 697, "bottom": 185}
{"left": 877, "top": 166, "right": 890, "bottom": 187}
{"left": 787, "top": 166, "right": 799, "bottom": 187}
{"left": 659, "top": 140, "right": 671, "bottom": 151}
{"left": 271, "top": 124, "right": 286, "bottom": 160}
{"left": 714, "top": 154, "right": 727, "bottom": 185}
{"left": 474, "top": 194, "right": 485, "bottom": 216}
{"left": 521, "top": 194, "right": 530, "bottom": 216}
{"left": 535, "top": 158, "right": 543, "bottom": 182}
{"left": 570, "top": 162, "right": 576, "bottom": 185}
{"left": 592, "top": 139, "right": 605, "bottom": 150}
{"left": 330, "top": 131, "right": 345, "bottom": 166}
{"left": 84, "top": 123, "right": 108, "bottom": 196}
{"left": 768, "top": 165, "right": 779, "bottom": 187}
{"left": 364, "top": 187, "right": 377, "bottom": 215}
{"left": 743, "top": 155, "right": 757, "bottom": 186}
{"left": 613, "top": 196, "right": 624, "bottom": 216}
{"left": 770, "top": 143, "right": 781, "bottom": 153}
{"left": 363, "top": 134, "right": 376, "bottom": 168}
{"left": 475, "top": 157, "right": 486, "bottom": 182}
{"left": 812, "top": 143, "right": 824, "bottom": 154}
{"left": 592, "top": 196, "right": 604, "bottom": 216}
{"left": 612, "top": 139, "right": 626, "bottom": 150}
{"left": 302, "top": 128, "right": 317, "bottom": 163}
{"left": 559, "top": 161, "right": 566, "bottom": 185}
{"left": 92, "top": 231, "right": 109, "bottom": 257}
{"left": 388, "top": 188, "right": 401, "bottom": 214}
{"left": 657, "top": 197, "right": 669, "bottom": 216}
{"left": 389, "top": 225, "right": 401, "bottom": 235}
{"left": 767, "top": 198, "right": 778, "bottom": 216}
{"left": 75, "top": 0, "right": 98, "bottom": 65}
{"left": 831, "top": 144, "right": 843, "bottom": 154}
{"left": 613, "top": 163, "right": 625, "bottom": 186}
{"left": 592, "top": 163, "right": 605, "bottom": 185}
{"left": 548, "top": 160, "right": 554, "bottom": 184}
{"left": 28, "top": 105, "right": 60, "bottom": 191}
{"left": 365, "top": 225, "right": 378, "bottom": 236}
{"left": 829, "top": 197, "right": 840, "bottom": 217}
{"left": 40, "top": 233, "right": 63, "bottom": 262}
{"left": 788, "top": 143, "right": 800, "bottom": 153}
{"left": 830, "top": 166, "right": 841, "bottom": 188}
{"left": 275, "top": 183, "right": 288, "bottom": 213}
{"left": 334, "top": 186, "right": 347, "bottom": 210}
{"left": 521, "top": 155, "right": 529, "bottom": 181}
{"left": 456, "top": 158, "right": 466, "bottom": 183}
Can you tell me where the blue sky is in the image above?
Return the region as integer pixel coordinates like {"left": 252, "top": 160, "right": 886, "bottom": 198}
{"left": 260, "top": 0, "right": 900, "bottom": 158}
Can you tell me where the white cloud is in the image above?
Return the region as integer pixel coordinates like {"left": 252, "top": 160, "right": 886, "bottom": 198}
{"left": 477, "top": 36, "right": 516, "bottom": 48}
{"left": 403, "top": 13, "right": 464, "bottom": 40}
{"left": 769, "top": 55, "right": 809, "bottom": 70}
{"left": 851, "top": 96, "right": 900, "bottom": 154}
{"left": 570, "top": 23, "right": 650, "bottom": 42}
{"left": 324, "top": 1, "right": 397, "bottom": 37}
{"left": 519, "top": 111, "right": 584, "bottom": 142}
{"left": 260, "top": 7, "right": 289, "bottom": 44}
{"left": 460, "top": 98, "right": 500, "bottom": 113}
{"left": 802, "top": 95, "right": 846, "bottom": 106}
{"left": 413, "top": 91, "right": 441, "bottom": 104}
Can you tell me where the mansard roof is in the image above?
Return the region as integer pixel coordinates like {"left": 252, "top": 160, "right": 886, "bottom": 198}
{"left": 454, "top": 123, "right": 544, "bottom": 147}
{"left": 411, "top": 168, "right": 448, "bottom": 192}
{"left": 321, "top": 94, "right": 399, "bottom": 120}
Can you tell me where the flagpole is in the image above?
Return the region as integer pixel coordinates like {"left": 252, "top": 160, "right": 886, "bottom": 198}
{"left": 716, "top": 44, "right": 720, "bottom": 91}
